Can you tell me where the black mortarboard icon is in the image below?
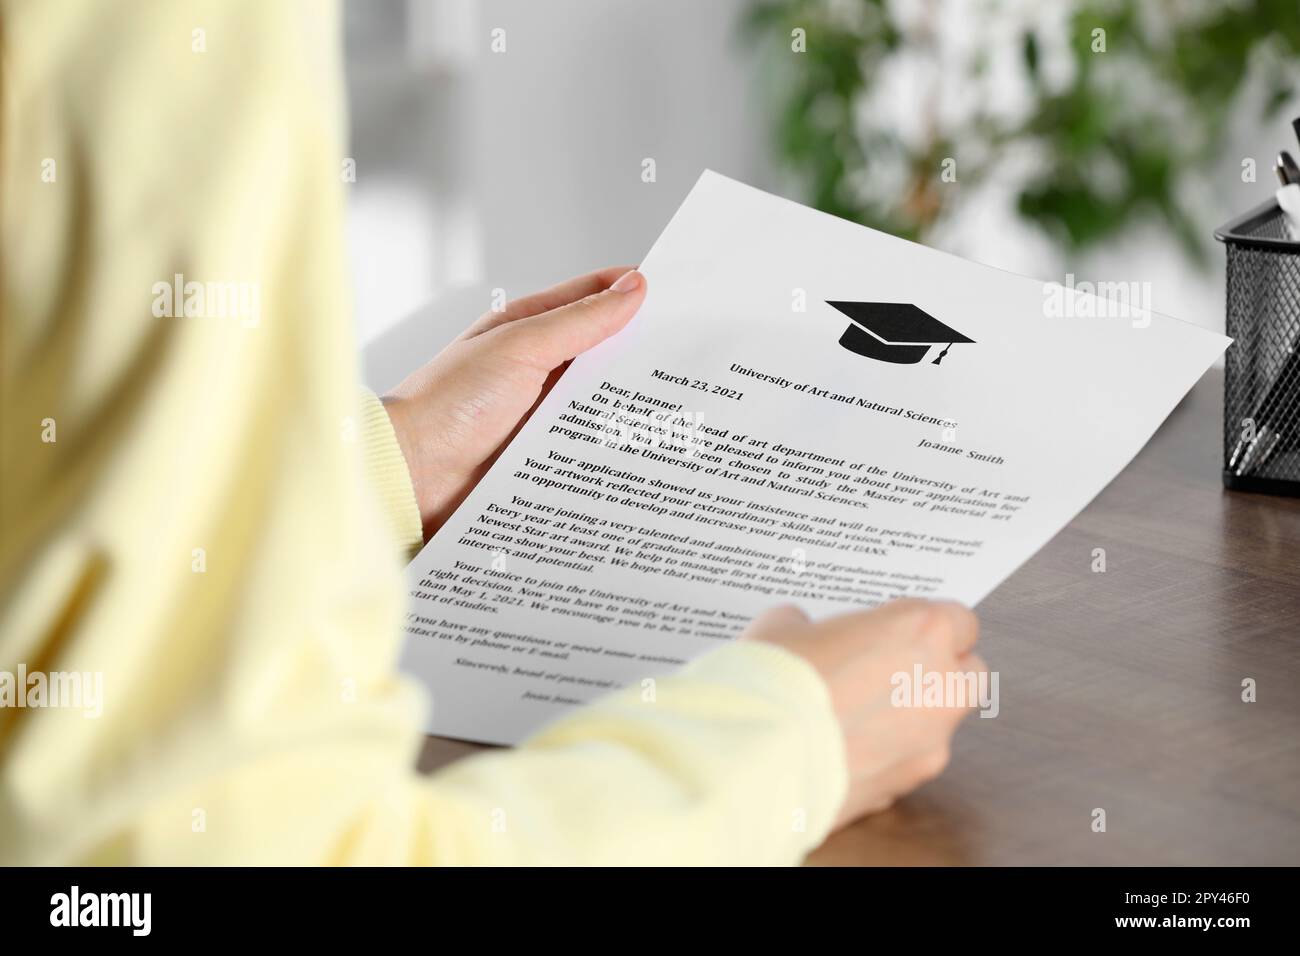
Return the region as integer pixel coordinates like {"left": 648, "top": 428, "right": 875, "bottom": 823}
{"left": 826, "top": 301, "right": 975, "bottom": 366}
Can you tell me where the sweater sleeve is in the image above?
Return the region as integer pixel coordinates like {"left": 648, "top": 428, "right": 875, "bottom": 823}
{"left": 122, "top": 639, "right": 847, "bottom": 865}
{"left": 416, "top": 640, "right": 848, "bottom": 865}
{"left": 357, "top": 389, "right": 424, "bottom": 560}
{"left": 0, "top": 0, "right": 846, "bottom": 866}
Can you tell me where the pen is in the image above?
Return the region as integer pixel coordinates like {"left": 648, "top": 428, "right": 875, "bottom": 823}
{"left": 1279, "top": 183, "right": 1300, "bottom": 239}
{"left": 1276, "top": 150, "right": 1300, "bottom": 186}
{"left": 1228, "top": 345, "right": 1300, "bottom": 476}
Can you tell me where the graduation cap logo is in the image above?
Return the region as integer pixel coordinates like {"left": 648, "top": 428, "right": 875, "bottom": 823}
{"left": 826, "top": 301, "right": 974, "bottom": 366}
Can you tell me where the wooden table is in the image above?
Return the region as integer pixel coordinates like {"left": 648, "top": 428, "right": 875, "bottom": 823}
{"left": 417, "top": 369, "right": 1300, "bottom": 865}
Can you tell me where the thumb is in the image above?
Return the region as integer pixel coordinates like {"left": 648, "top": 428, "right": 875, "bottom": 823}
{"left": 741, "top": 604, "right": 811, "bottom": 642}
{"left": 496, "top": 269, "right": 645, "bottom": 372}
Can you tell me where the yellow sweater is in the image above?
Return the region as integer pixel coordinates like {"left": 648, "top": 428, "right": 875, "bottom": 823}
{"left": 0, "top": 0, "right": 846, "bottom": 864}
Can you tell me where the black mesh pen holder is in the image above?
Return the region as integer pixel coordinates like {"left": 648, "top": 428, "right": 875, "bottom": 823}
{"left": 1216, "top": 199, "right": 1300, "bottom": 497}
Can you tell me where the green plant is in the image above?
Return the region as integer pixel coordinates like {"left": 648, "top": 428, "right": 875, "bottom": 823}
{"left": 745, "top": 0, "right": 1300, "bottom": 260}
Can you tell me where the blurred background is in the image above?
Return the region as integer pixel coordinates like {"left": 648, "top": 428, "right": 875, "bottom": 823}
{"left": 346, "top": 0, "right": 1300, "bottom": 387}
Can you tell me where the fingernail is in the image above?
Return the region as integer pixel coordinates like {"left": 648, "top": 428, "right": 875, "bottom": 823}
{"left": 609, "top": 270, "right": 643, "bottom": 294}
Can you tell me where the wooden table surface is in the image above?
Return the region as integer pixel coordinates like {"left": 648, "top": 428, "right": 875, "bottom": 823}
{"left": 417, "top": 368, "right": 1300, "bottom": 865}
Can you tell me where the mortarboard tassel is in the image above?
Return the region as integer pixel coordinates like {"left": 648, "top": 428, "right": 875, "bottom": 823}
{"left": 932, "top": 343, "right": 952, "bottom": 365}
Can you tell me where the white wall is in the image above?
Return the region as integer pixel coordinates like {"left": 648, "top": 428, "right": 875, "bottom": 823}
{"left": 348, "top": 0, "right": 775, "bottom": 374}
{"left": 348, "top": 0, "right": 1292, "bottom": 389}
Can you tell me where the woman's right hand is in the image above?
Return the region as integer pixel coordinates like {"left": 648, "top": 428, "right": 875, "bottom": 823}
{"left": 743, "top": 598, "right": 984, "bottom": 829}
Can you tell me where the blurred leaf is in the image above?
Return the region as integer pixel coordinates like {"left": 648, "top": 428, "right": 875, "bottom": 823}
{"left": 745, "top": 0, "right": 1300, "bottom": 259}
{"left": 1022, "top": 32, "right": 1039, "bottom": 81}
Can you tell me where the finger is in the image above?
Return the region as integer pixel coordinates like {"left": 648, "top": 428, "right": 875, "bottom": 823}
{"left": 836, "top": 744, "right": 952, "bottom": 827}
{"left": 458, "top": 266, "right": 636, "bottom": 340}
{"left": 808, "top": 600, "right": 924, "bottom": 661}
{"left": 896, "top": 744, "right": 953, "bottom": 788}
{"left": 941, "top": 652, "right": 990, "bottom": 719}
{"left": 491, "top": 269, "right": 645, "bottom": 373}
{"left": 869, "top": 598, "right": 978, "bottom": 657}
{"left": 740, "top": 604, "right": 810, "bottom": 641}
{"left": 960, "top": 651, "right": 989, "bottom": 677}
{"left": 935, "top": 602, "right": 979, "bottom": 656}
{"left": 818, "top": 597, "right": 937, "bottom": 645}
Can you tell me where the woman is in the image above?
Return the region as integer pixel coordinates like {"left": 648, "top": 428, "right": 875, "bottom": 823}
{"left": 0, "top": 0, "right": 982, "bottom": 864}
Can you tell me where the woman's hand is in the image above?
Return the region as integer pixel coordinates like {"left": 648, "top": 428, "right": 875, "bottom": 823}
{"left": 743, "top": 598, "right": 985, "bottom": 829}
{"left": 383, "top": 267, "right": 646, "bottom": 540}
